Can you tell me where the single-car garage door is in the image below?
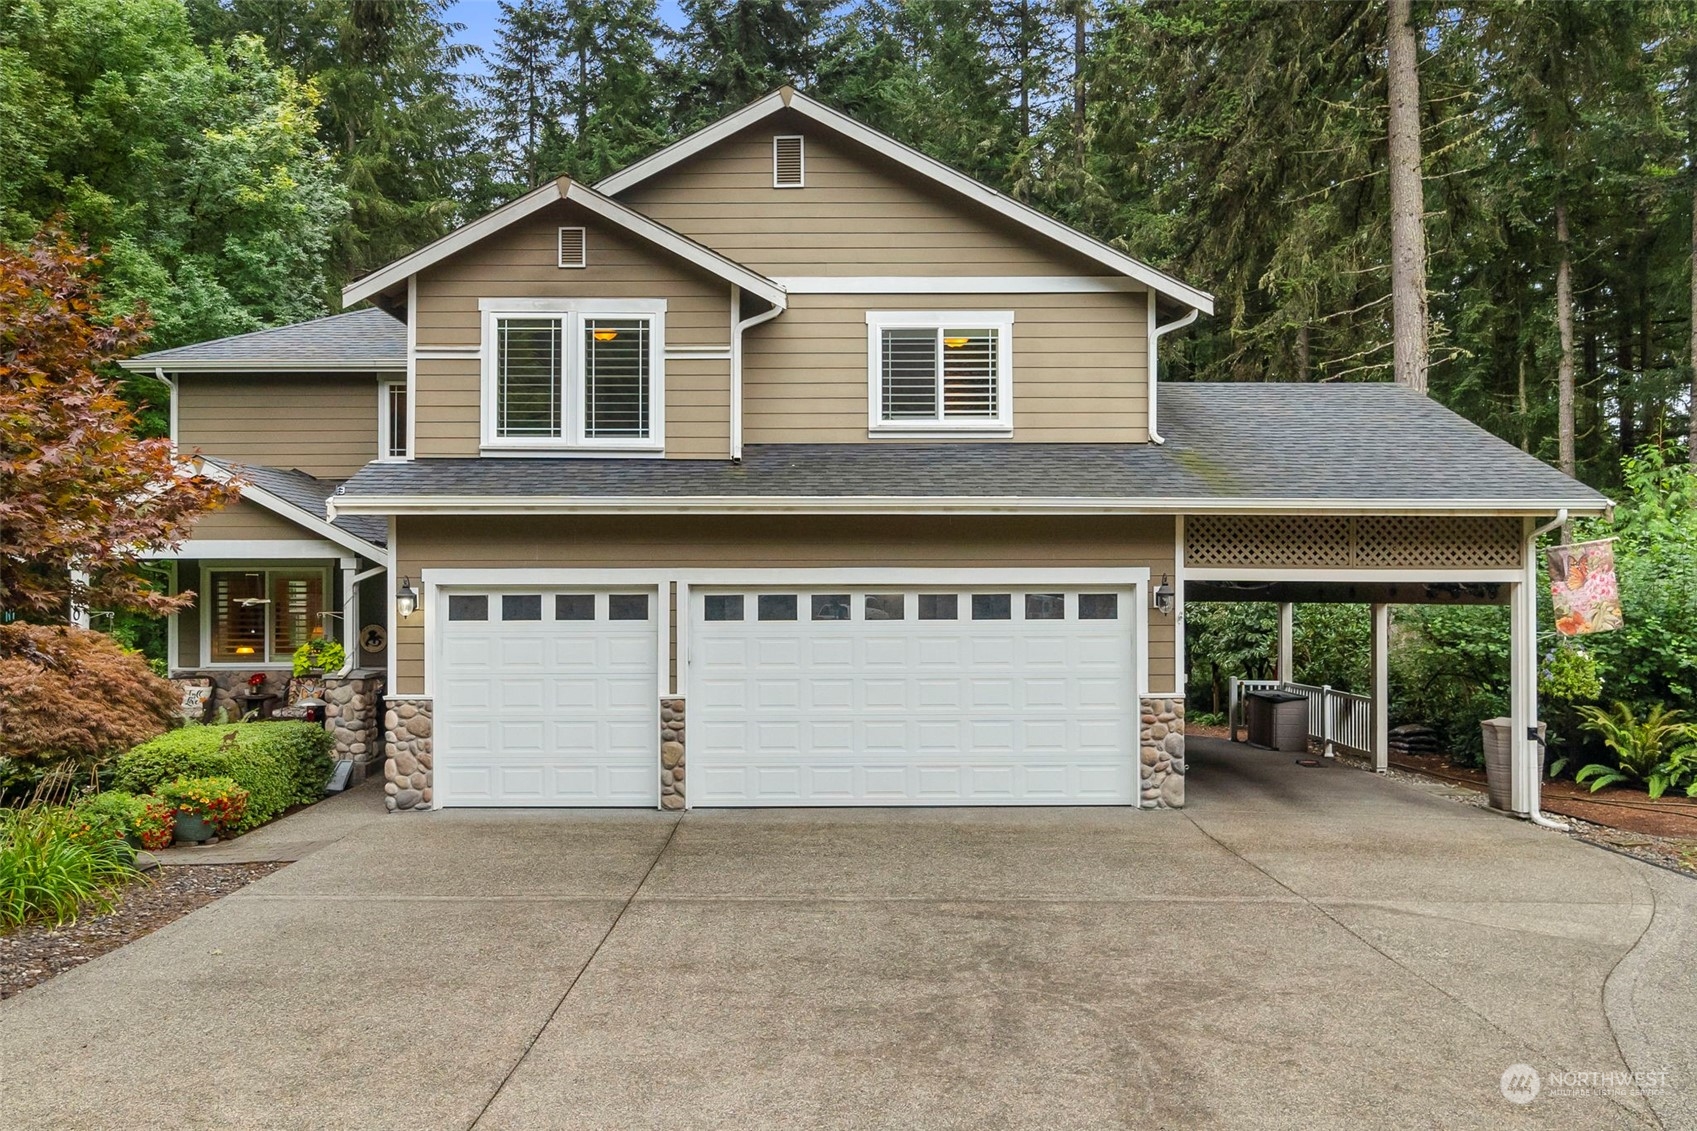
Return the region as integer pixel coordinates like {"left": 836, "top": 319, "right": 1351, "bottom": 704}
{"left": 435, "top": 588, "right": 659, "bottom": 806}
{"left": 690, "top": 586, "right": 1137, "bottom": 805}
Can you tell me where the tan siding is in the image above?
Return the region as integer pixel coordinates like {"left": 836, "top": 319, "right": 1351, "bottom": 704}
{"left": 742, "top": 292, "right": 1149, "bottom": 443}
{"left": 393, "top": 515, "right": 1177, "bottom": 694}
{"left": 177, "top": 374, "right": 381, "bottom": 478}
{"left": 665, "top": 356, "right": 731, "bottom": 459}
{"left": 619, "top": 115, "right": 1105, "bottom": 277}
{"left": 413, "top": 200, "right": 731, "bottom": 349}
{"left": 414, "top": 356, "right": 481, "bottom": 457}
{"left": 190, "top": 498, "right": 321, "bottom": 540}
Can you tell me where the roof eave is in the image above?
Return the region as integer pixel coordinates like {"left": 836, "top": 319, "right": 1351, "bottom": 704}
{"left": 119, "top": 359, "right": 402, "bottom": 373}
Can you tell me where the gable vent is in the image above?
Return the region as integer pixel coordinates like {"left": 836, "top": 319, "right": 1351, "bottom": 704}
{"left": 558, "top": 226, "right": 587, "bottom": 268}
{"left": 773, "top": 135, "right": 804, "bottom": 188}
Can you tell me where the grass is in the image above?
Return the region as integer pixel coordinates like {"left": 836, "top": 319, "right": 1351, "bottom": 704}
{"left": 0, "top": 804, "right": 144, "bottom": 933}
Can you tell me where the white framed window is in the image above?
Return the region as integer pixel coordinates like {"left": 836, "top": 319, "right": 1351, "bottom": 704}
{"left": 773, "top": 135, "right": 805, "bottom": 188}
{"left": 865, "top": 311, "right": 1014, "bottom": 434}
{"left": 378, "top": 378, "right": 408, "bottom": 460}
{"left": 479, "top": 298, "right": 666, "bottom": 452}
{"left": 203, "top": 565, "right": 331, "bottom": 667}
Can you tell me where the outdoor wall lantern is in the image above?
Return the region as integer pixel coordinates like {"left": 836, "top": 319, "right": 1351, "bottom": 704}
{"left": 396, "top": 577, "right": 419, "bottom": 619}
{"left": 1152, "top": 574, "right": 1174, "bottom": 616}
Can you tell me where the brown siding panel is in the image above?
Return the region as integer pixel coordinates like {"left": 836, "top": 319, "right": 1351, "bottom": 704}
{"left": 394, "top": 515, "right": 1177, "bottom": 694}
{"left": 191, "top": 498, "right": 321, "bottom": 541}
{"left": 177, "top": 374, "right": 381, "bottom": 479}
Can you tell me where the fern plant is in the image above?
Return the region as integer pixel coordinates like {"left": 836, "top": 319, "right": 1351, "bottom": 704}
{"left": 1647, "top": 745, "right": 1697, "bottom": 800}
{"left": 1573, "top": 702, "right": 1695, "bottom": 793}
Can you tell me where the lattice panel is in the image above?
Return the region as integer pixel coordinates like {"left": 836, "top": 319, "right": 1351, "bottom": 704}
{"left": 1351, "top": 515, "right": 1522, "bottom": 569}
{"left": 1185, "top": 515, "right": 1353, "bottom": 569}
{"left": 1186, "top": 514, "right": 1523, "bottom": 570}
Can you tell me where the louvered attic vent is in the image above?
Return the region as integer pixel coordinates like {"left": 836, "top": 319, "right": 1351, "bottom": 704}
{"left": 773, "top": 135, "right": 804, "bottom": 188}
{"left": 558, "top": 226, "right": 587, "bottom": 268}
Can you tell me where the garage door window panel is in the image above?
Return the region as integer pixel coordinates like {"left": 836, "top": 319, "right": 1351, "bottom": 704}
{"left": 864, "top": 594, "right": 905, "bottom": 621}
{"left": 449, "top": 594, "right": 489, "bottom": 621}
{"left": 555, "top": 594, "right": 594, "bottom": 620}
{"left": 918, "top": 593, "right": 958, "bottom": 620}
{"left": 758, "top": 594, "right": 797, "bottom": 621}
{"left": 704, "top": 594, "right": 744, "bottom": 621}
{"left": 502, "top": 594, "right": 542, "bottom": 621}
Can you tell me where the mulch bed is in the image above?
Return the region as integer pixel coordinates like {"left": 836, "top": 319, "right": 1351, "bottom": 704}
{"left": 0, "top": 862, "right": 283, "bottom": 1000}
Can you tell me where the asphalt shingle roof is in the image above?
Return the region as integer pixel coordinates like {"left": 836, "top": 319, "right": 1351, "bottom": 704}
{"left": 127, "top": 309, "right": 404, "bottom": 369}
{"left": 204, "top": 458, "right": 388, "bottom": 546}
{"left": 332, "top": 383, "right": 1607, "bottom": 511}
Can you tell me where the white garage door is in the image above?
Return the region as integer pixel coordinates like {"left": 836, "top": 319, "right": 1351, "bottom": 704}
{"left": 435, "top": 589, "right": 658, "bottom": 806}
{"left": 690, "top": 587, "right": 1137, "bottom": 805}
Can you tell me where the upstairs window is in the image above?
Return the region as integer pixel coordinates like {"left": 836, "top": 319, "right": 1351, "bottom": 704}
{"left": 379, "top": 379, "right": 408, "bottom": 460}
{"left": 481, "top": 301, "right": 664, "bottom": 451}
{"left": 866, "top": 311, "right": 1014, "bottom": 433}
{"left": 773, "top": 135, "right": 804, "bottom": 187}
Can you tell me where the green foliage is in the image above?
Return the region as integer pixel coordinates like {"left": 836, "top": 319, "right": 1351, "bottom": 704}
{"left": 1647, "top": 745, "right": 1697, "bottom": 801}
{"left": 156, "top": 775, "right": 249, "bottom": 834}
{"left": 69, "top": 789, "right": 148, "bottom": 843}
{"left": 1540, "top": 645, "right": 1602, "bottom": 704}
{"left": 292, "top": 637, "right": 346, "bottom": 676}
{"left": 0, "top": 803, "right": 141, "bottom": 932}
{"left": 112, "top": 722, "right": 332, "bottom": 831}
{"left": 1574, "top": 701, "right": 1694, "bottom": 792}
{"left": 1388, "top": 605, "right": 1511, "bottom": 766}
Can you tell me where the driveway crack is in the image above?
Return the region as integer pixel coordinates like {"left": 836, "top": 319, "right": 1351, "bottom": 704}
{"left": 467, "top": 815, "right": 683, "bottom": 1130}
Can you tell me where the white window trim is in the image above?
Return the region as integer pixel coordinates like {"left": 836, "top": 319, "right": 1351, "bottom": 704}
{"left": 479, "top": 298, "right": 667, "bottom": 454}
{"left": 378, "top": 377, "right": 408, "bottom": 461}
{"left": 773, "top": 134, "right": 805, "bottom": 188}
{"left": 865, "top": 310, "right": 1015, "bottom": 435}
{"left": 198, "top": 562, "right": 333, "bottom": 670}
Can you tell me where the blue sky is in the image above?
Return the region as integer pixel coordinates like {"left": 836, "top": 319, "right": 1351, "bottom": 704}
{"left": 443, "top": 0, "right": 689, "bottom": 72}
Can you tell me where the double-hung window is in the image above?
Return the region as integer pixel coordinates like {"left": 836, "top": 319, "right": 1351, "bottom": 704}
{"left": 481, "top": 299, "right": 665, "bottom": 451}
{"left": 866, "top": 311, "right": 1014, "bottom": 434}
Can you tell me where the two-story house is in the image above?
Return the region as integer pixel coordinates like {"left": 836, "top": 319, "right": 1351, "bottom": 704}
{"left": 125, "top": 89, "right": 1606, "bottom": 820}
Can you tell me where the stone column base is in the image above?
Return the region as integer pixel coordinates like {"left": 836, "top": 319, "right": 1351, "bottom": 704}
{"left": 1140, "top": 695, "right": 1185, "bottom": 808}
{"left": 385, "top": 699, "right": 434, "bottom": 811}
{"left": 661, "top": 698, "right": 686, "bottom": 810}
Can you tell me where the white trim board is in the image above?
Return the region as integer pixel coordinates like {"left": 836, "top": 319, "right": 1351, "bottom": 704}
{"left": 1184, "top": 567, "right": 1526, "bottom": 583}
{"left": 120, "top": 359, "right": 403, "bottom": 374}
{"left": 595, "top": 87, "right": 1213, "bottom": 315}
{"left": 342, "top": 178, "right": 786, "bottom": 308}
{"left": 329, "top": 495, "right": 1609, "bottom": 519}
{"left": 777, "top": 276, "right": 1148, "bottom": 295}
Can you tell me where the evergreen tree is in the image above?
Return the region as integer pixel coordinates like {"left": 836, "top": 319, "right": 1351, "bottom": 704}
{"left": 474, "top": 0, "right": 573, "bottom": 194}
{"left": 664, "top": 0, "right": 831, "bottom": 129}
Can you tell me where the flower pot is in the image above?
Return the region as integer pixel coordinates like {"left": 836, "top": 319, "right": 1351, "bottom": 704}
{"left": 172, "top": 810, "right": 216, "bottom": 844}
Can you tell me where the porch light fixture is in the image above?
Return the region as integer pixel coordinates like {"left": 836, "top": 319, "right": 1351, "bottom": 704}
{"left": 1152, "top": 574, "right": 1174, "bottom": 616}
{"left": 592, "top": 329, "right": 619, "bottom": 341}
{"left": 396, "top": 577, "right": 419, "bottom": 619}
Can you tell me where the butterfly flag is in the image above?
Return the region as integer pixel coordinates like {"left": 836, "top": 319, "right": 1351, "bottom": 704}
{"left": 1546, "top": 539, "right": 1624, "bottom": 636}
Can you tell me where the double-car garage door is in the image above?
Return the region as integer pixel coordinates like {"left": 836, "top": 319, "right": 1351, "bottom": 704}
{"left": 435, "top": 581, "right": 1138, "bottom": 808}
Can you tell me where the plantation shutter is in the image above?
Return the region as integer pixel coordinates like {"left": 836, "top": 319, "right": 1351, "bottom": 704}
{"left": 210, "top": 571, "right": 265, "bottom": 663}
{"left": 271, "top": 573, "right": 324, "bottom": 662}
{"left": 583, "top": 318, "right": 650, "bottom": 439}
{"left": 880, "top": 329, "right": 938, "bottom": 419}
{"left": 941, "top": 329, "right": 999, "bottom": 418}
{"left": 773, "top": 135, "right": 804, "bottom": 187}
{"left": 497, "top": 317, "right": 563, "bottom": 438}
{"left": 558, "top": 226, "right": 587, "bottom": 268}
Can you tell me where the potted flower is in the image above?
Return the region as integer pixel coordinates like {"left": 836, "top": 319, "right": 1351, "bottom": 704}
{"left": 246, "top": 671, "right": 268, "bottom": 695}
{"left": 292, "top": 632, "right": 347, "bottom": 677}
{"left": 157, "top": 776, "right": 249, "bottom": 844}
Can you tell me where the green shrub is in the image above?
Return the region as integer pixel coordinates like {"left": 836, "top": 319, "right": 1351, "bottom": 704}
{"left": 1570, "top": 702, "right": 1695, "bottom": 793}
{"left": 0, "top": 804, "right": 141, "bottom": 932}
{"left": 112, "top": 723, "right": 332, "bottom": 831}
{"left": 70, "top": 790, "right": 149, "bottom": 843}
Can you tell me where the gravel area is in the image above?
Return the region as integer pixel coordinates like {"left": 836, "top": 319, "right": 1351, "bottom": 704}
{"left": 0, "top": 863, "right": 283, "bottom": 1000}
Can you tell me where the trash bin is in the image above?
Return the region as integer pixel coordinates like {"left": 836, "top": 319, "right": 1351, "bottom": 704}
{"left": 1481, "top": 718, "right": 1545, "bottom": 812}
{"left": 1246, "top": 690, "right": 1309, "bottom": 752}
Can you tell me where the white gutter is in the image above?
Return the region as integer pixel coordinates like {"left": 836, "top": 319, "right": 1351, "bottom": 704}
{"left": 1525, "top": 509, "right": 1570, "bottom": 831}
{"left": 1147, "top": 292, "right": 1200, "bottom": 445}
{"left": 730, "top": 287, "right": 784, "bottom": 461}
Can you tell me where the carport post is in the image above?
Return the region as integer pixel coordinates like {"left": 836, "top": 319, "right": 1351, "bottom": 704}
{"left": 1276, "top": 602, "right": 1294, "bottom": 682}
{"left": 1370, "top": 604, "right": 1389, "bottom": 773}
{"left": 1508, "top": 578, "right": 1533, "bottom": 815}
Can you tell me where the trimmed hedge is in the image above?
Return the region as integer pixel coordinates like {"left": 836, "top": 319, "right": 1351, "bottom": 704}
{"left": 112, "top": 723, "right": 333, "bottom": 832}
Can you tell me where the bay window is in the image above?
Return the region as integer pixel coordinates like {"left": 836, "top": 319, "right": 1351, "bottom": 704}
{"left": 867, "top": 311, "right": 1014, "bottom": 434}
{"left": 481, "top": 299, "right": 664, "bottom": 451}
{"left": 206, "top": 567, "right": 329, "bottom": 666}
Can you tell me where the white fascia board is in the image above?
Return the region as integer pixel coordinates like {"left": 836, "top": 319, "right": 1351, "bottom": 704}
{"left": 1186, "top": 567, "right": 1526, "bottom": 583}
{"left": 195, "top": 460, "right": 389, "bottom": 564}
{"left": 595, "top": 89, "right": 1214, "bottom": 315}
{"left": 118, "top": 359, "right": 403, "bottom": 373}
{"left": 343, "top": 180, "right": 567, "bottom": 306}
{"left": 776, "top": 276, "right": 1146, "bottom": 295}
{"left": 327, "top": 495, "right": 1611, "bottom": 518}
{"left": 561, "top": 184, "right": 786, "bottom": 308}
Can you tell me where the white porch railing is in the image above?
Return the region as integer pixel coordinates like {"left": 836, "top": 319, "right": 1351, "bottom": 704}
{"left": 1227, "top": 678, "right": 1374, "bottom": 758}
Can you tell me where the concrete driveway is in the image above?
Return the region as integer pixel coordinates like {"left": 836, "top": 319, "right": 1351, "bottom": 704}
{"left": 2, "top": 739, "right": 1691, "bottom": 1130}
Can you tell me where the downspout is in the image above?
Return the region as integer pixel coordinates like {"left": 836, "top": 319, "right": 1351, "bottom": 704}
{"left": 1526, "top": 509, "right": 1568, "bottom": 831}
{"left": 1147, "top": 295, "right": 1199, "bottom": 445}
{"left": 730, "top": 286, "right": 784, "bottom": 462}
{"left": 155, "top": 367, "right": 177, "bottom": 450}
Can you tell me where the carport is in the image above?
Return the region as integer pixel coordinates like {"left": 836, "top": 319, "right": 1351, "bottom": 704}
{"left": 1177, "top": 511, "right": 1565, "bottom": 821}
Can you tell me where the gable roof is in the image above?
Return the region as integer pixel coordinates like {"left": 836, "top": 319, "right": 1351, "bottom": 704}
{"left": 198, "top": 457, "right": 389, "bottom": 561}
{"left": 341, "top": 177, "right": 787, "bottom": 309}
{"left": 120, "top": 309, "right": 404, "bottom": 372}
{"left": 328, "top": 383, "right": 1606, "bottom": 517}
{"left": 596, "top": 88, "right": 1215, "bottom": 316}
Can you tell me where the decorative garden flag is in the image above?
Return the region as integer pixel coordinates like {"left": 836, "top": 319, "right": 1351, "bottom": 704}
{"left": 1546, "top": 539, "right": 1624, "bottom": 636}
